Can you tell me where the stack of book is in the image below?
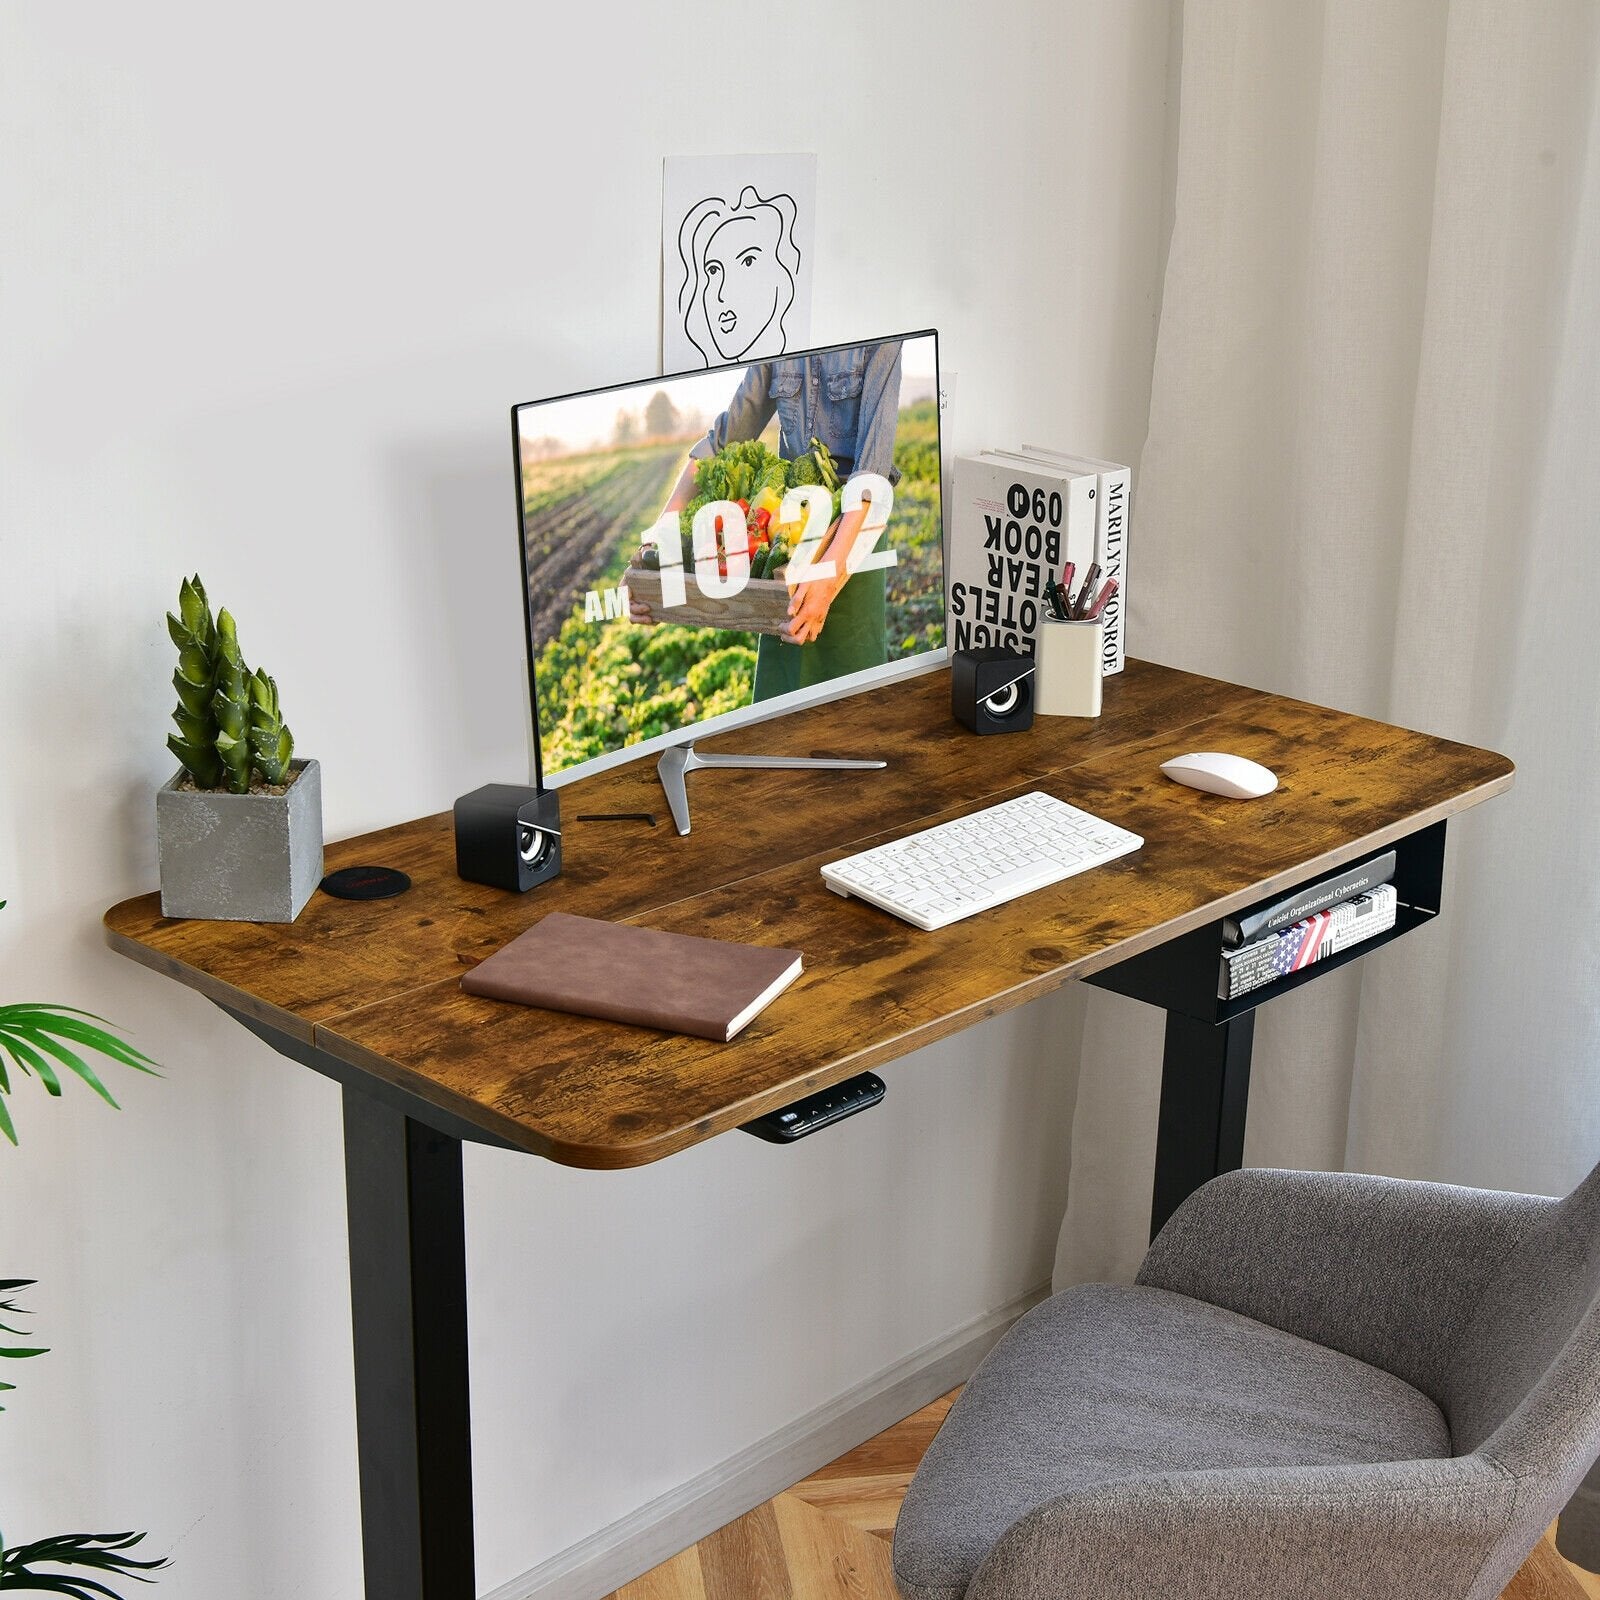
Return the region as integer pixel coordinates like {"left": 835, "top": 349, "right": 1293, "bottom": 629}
{"left": 947, "top": 446, "right": 1129, "bottom": 676}
{"left": 1218, "top": 852, "right": 1400, "bottom": 1000}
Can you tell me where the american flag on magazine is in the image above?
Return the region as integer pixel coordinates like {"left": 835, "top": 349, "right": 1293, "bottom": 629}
{"left": 1271, "top": 911, "right": 1337, "bottom": 976}
{"left": 1220, "top": 885, "right": 1399, "bottom": 1000}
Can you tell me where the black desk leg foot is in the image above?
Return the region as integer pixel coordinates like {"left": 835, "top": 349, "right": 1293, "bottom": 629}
{"left": 1150, "top": 1011, "right": 1255, "bottom": 1242}
{"left": 343, "top": 1087, "right": 476, "bottom": 1600}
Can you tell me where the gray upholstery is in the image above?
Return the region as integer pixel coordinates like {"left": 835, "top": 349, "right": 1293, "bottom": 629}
{"left": 893, "top": 1283, "right": 1450, "bottom": 1600}
{"left": 1135, "top": 1168, "right": 1554, "bottom": 1404}
{"left": 1447, "top": 1164, "right": 1600, "bottom": 1456}
{"left": 893, "top": 1163, "right": 1600, "bottom": 1600}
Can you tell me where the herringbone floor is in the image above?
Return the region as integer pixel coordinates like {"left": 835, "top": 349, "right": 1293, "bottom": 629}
{"left": 603, "top": 1392, "right": 952, "bottom": 1599}
{"left": 607, "top": 1388, "right": 1598, "bottom": 1600}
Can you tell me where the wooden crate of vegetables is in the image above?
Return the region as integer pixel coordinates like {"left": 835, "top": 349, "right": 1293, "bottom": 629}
{"left": 625, "top": 562, "right": 794, "bottom": 637}
{"left": 625, "top": 439, "right": 844, "bottom": 639}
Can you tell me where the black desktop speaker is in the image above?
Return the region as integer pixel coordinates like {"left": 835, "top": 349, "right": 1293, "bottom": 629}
{"left": 453, "top": 783, "right": 562, "bottom": 893}
{"left": 951, "top": 648, "right": 1036, "bottom": 735}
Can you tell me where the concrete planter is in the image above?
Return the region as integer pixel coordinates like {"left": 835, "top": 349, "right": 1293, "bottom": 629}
{"left": 157, "top": 759, "right": 323, "bottom": 922}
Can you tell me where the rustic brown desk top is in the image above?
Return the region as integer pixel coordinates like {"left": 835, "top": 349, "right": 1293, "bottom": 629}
{"left": 105, "top": 661, "right": 1513, "bottom": 1168}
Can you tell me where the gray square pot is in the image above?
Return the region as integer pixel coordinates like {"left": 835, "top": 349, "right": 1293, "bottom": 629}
{"left": 157, "top": 758, "right": 323, "bottom": 922}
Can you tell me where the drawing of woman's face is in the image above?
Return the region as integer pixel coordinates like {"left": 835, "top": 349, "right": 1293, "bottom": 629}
{"left": 701, "top": 211, "right": 786, "bottom": 361}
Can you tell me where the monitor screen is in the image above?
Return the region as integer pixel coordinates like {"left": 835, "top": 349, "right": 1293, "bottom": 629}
{"left": 513, "top": 330, "right": 945, "bottom": 786}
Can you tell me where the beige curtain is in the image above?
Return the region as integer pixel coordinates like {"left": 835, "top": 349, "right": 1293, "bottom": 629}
{"left": 1056, "top": 0, "right": 1600, "bottom": 1328}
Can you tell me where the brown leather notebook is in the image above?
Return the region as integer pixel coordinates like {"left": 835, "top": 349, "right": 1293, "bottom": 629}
{"left": 460, "top": 911, "right": 803, "bottom": 1042}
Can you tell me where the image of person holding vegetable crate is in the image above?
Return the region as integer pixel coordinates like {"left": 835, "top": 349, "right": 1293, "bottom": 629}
{"left": 628, "top": 338, "right": 903, "bottom": 702}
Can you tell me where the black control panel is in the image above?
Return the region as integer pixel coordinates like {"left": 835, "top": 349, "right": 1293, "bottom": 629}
{"left": 740, "top": 1072, "right": 887, "bottom": 1144}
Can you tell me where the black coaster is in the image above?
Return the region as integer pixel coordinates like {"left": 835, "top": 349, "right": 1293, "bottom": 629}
{"left": 320, "top": 866, "right": 412, "bottom": 901}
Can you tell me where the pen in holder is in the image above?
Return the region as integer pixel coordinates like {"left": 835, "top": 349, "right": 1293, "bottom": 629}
{"left": 1035, "top": 618, "right": 1104, "bottom": 718}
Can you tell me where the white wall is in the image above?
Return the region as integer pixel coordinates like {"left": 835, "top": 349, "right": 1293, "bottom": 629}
{"left": 0, "top": 4, "right": 1175, "bottom": 1594}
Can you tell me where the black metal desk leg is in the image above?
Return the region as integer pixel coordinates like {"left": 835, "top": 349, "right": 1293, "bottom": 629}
{"left": 343, "top": 1086, "right": 476, "bottom": 1600}
{"left": 1150, "top": 1011, "right": 1255, "bottom": 1242}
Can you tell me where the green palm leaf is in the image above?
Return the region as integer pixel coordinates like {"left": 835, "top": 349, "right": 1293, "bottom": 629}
{"left": 0, "top": 1281, "right": 46, "bottom": 1411}
{"left": 0, "top": 1009, "right": 158, "bottom": 1065}
{"left": 0, "top": 916, "right": 166, "bottom": 1587}
{"left": 1, "top": 1529, "right": 167, "bottom": 1596}
{"left": 0, "top": 1028, "right": 64, "bottom": 1096}
{"left": 0, "top": 1005, "right": 158, "bottom": 1146}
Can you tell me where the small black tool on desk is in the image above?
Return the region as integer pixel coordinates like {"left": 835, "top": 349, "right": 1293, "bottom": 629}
{"left": 741, "top": 1072, "right": 886, "bottom": 1143}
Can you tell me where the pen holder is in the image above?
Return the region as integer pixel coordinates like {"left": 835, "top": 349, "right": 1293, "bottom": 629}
{"left": 1035, "top": 619, "right": 1104, "bottom": 718}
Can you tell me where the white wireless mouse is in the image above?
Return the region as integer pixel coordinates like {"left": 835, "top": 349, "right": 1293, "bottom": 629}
{"left": 1160, "top": 751, "right": 1279, "bottom": 800}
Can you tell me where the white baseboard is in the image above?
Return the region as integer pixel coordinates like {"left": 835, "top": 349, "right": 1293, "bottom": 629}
{"left": 482, "top": 1284, "right": 1050, "bottom": 1600}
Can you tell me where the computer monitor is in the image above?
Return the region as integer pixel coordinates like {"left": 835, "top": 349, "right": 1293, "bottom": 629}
{"left": 512, "top": 329, "right": 945, "bottom": 830}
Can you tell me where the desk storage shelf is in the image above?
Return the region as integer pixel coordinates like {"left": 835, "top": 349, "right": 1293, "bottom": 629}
{"left": 1086, "top": 819, "right": 1448, "bottom": 1025}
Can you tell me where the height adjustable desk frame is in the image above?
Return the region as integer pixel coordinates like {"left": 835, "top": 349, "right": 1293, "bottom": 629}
{"left": 104, "top": 662, "right": 1511, "bottom": 1600}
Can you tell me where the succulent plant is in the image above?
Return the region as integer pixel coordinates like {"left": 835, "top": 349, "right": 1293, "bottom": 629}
{"left": 211, "top": 610, "right": 254, "bottom": 795}
{"left": 165, "top": 575, "right": 296, "bottom": 793}
{"left": 248, "top": 670, "right": 293, "bottom": 786}
{"left": 165, "top": 576, "right": 223, "bottom": 790}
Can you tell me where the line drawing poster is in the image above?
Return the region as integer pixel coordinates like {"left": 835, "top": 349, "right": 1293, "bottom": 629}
{"left": 661, "top": 153, "right": 817, "bottom": 373}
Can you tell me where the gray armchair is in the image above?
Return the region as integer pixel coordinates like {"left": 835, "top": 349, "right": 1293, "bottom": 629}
{"left": 893, "top": 1163, "right": 1600, "bottom": 1600}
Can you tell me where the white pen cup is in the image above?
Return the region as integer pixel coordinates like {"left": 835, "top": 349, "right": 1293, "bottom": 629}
{"left": 1035, "top": 618, "right": 1104, "bottom": 718}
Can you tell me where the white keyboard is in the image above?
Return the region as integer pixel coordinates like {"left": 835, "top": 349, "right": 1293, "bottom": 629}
{"left": 820, "top": 791, "right": 1144, "bottom": 931}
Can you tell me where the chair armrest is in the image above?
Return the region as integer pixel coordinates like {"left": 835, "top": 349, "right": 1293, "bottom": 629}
{"left": 1135, "top": 1168, "right": 1552, "bottom": 1400}
{"left": 965, "top": 1457, "right": 1518, "bottom": 1600}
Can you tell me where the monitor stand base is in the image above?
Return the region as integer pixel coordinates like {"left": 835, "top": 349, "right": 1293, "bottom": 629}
{"left": 657, "top": 743, "right": 887, "bottom": 836}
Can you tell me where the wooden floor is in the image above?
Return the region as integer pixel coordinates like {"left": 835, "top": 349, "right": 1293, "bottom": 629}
{"left": 603, "top": 1393, "right": 953, "bottom": 1599}
{"left": 1562, "top": 1554, "right": 1600, "bottom": 1600}
{"left": 607, "top": 1389, "right": 1597, "bottom": 1600}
